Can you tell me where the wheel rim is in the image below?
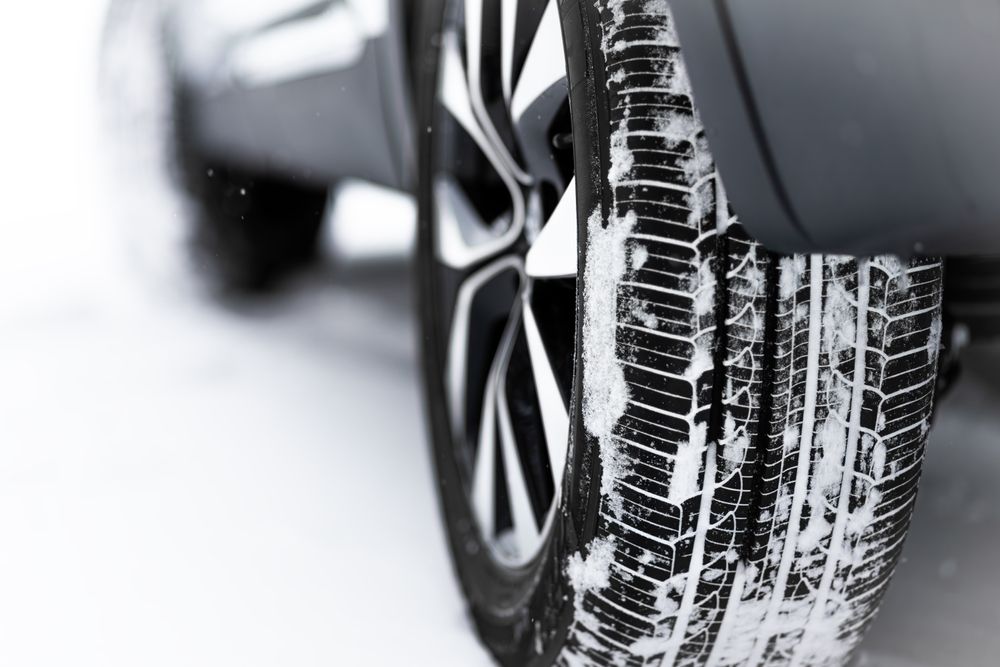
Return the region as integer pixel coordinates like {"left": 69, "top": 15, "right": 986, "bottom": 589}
{"left": 428, "top": 0, "right": 576, "bottom": 567}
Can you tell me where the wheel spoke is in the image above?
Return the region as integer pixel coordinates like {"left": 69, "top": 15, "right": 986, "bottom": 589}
{"left": 500, "top": 0, "right": 518, "bottom": 102}
{"left": 435, "top": 178, "right": 521, "bottom": 270}
{"left": 446, "top": 256, "right": 524, "bottom": 440}
{"left": 525, "top": 178, "right": 578, "bottom": 279}
{"left": 471, "top": 296, "right": 528, "bottom": 551}
{"left": 510, "top": 0, "right": 567, "bottom": 129}
{"left": 440, "top": 30, "right": 507, "bottom": 183}
{"left": 433, "top": 0, "right": 576, "bottom": 568}
{"left": 463, "top": 0, "right": 531, "bottom": 185}
{"left": 522, "top": 296, "right": 570, "bottom": 491}
{"left": 471, "top": 358, "right": 499, "bottom": 540}
{"left": 439, "top": 30, "right": 526, "bottom": 269}
{"left": 462, "top": 0, "right": 486, "bottom": 95}
{"left": 496, "top": 331, "right": 543, "bottom": 553}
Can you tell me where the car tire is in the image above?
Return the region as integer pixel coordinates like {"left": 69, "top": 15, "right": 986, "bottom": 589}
{"left": 416, "top": 2, "right": 945, "bottom": 666}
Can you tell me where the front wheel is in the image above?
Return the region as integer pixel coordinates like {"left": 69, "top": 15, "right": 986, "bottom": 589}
{"left": 416, "top": 2, "right": 944, "bottom": 665}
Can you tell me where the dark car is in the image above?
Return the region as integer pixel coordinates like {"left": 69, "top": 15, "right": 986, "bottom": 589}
{"left": 163, "top": 1, "right": 999, "bottom": 664}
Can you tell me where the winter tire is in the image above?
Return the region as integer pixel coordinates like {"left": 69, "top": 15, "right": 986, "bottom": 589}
{"left": 416, "top": 2, "right": 945, "bottom": 666}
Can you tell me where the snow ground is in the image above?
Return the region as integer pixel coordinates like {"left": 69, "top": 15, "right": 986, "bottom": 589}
{"left": 0, "top": 2, "right": 489, "bottom": 665}
{"left": 0, "top": 2, "right": 997, "bottom": 666}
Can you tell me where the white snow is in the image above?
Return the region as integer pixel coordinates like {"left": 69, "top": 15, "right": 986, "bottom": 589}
{"left": 657, "top": 111, "right": 699, "bottom": 149}
{"left": 668, "top": 423, "right": 708, "bottom": 504}
{"left": 657, "top": 52, "right": 690, "bottom": 97}
{"left": 566, "top": 536, "right": 617, "bottom": 596}
{"left": 928, "top": 314, "right": 944, "bottom": 359}
{"left": 816, "top": 416, "right": 849, "bottom": 498}
{"left": 721, "top": 414, "right": 751, "bottom": 476}
{"left": 582, "top": 208, "right": 636, "bottom": 514}
{"left": 608, "top": 115, "right": 635, "bottom": 187}
{"left": 631, "top": 245, "right": 649, "bottom": 271}
{"left": 641, "top": 0, "right": 679, "bottom": 46}
{"left": 780, "top": 256, "right": 808, "bottom": 300}
{"left": 694, "top": 256, "right": 717, "bottom": 316}
{"left": 685, "top": 341, "right": 715, "bottom": 381}
{"left": 0, "top": 4, "right": 490, "bottom": 666}
{"left": 631, "top": 301, "right": 660, "bottom": 330}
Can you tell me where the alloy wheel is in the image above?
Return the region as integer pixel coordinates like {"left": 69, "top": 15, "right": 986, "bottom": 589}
{"left": 428, "top": 0, "right": 576, "bottom": 567}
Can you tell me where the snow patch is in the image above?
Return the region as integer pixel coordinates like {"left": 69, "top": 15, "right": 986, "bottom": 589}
{"left": 630, "top": 301, "right": 659, "bottom": 330}
{"left": 656, "top": 111, "right": 699, "bottom": 149}
{"left": 582, "top": 208, "right": 636, "bottom": 516}
{"left": 721, "top": 414, "right": 750, "bottom": 476}
{"left": 643, "top": 0, "right": 679, "bottom": 45}
{"left": 928, "top": 314, "right": 943, "bottom": 360}
{"left": 566, "top": 536, "right": 617, "bottom": 596}
{"left": 668, "top": 423, "right": 708, "bottom": 503}
{"left": 630, "top": 245, "right": 649, "bottom": 271}
{"left": 779, "top": 256, "right": 807, "bottom": 300}
{"left": 693, "top": 256, "right": 717, "bottom": 317}
{"left": 686, "top": 184, "right": 715, "bottom": 227}
{"left": 685, "top": 341, "right": 714, "bottom": 381}
{"left": 782, "top": 424, "right": 801, "bottom": 454}
{"left": 608, "top": 115, "right": 634, "bottom": 186}
{"left": 798, "top": 514, "right": 832, "bottom": 553}
{"left": 680, "top": 136, "right": 715, "bottom": 183}
{"left": 816, "top": 417, "right": 848, "bottom": 499}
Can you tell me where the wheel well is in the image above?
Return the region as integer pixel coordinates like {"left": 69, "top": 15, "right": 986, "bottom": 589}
{"left": 946, "top": 258, "right": 1000, "bottom": 342}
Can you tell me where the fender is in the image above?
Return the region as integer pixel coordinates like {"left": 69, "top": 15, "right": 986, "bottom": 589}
{"left": 670, "top": 0, "right": 1000, "bottom": 256}
{"left": 166, "top": 0, "right": 415, "bottom": 191}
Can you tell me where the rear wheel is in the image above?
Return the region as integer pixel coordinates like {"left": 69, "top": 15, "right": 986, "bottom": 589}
{"left": 416, "top": 2, "right": 944, "bottom": 665}
{"left": 172, "top": 89, "right": 328, "bottom": 292}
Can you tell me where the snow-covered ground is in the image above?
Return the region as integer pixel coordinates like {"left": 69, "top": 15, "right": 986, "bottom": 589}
{"left": 0, "top": 3, "right": 488, "bottom": 665}
{"left": 0, "top": 2, "right": 997, "bottom": 666}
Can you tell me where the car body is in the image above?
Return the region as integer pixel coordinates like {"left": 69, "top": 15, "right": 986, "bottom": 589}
{"left": 168, "top": 0, "right": 1000, "bottom": 258}
{"left": 671, "top": 0, "right": 1000, "bottom": 256}
{"left": 165, "top": 0, "right": 416, "bottom": 191}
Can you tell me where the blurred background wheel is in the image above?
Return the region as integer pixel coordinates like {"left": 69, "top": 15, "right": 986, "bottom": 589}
{"left": 417, "top": 2, "right": 944, "bottom": 665}
{"left": 101, "top": 0, "right": 332, "bottom": 294}
{"left": 172, "top": 89, "right": 330, "bottom": 293}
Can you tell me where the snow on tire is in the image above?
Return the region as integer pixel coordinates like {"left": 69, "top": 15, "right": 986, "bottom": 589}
{"left": 557, "top": 2, "right": 944, "bottom": 666}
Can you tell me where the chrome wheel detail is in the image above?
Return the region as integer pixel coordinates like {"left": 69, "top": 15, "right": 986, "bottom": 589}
{"left": 429, "top": 0, "right": 573, "bottom": 566}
